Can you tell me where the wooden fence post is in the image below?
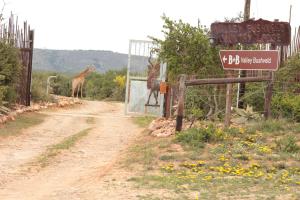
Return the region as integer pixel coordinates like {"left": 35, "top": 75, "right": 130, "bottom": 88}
{"left": 264, "top": 43, "right": 276, "bottom": 119}
{"left": 264, "top": 72, "right": 274, "bottom": 119}
{"left": 176, "top": 75, "right": 187, "bottom": 132}
{"left": 26, "top": 30, "right": 34, "bottom": 106}
{"left": 165, "top": 84, "right": 171, "bottom": 119}
{"left": 224, "top": 71, "right": 233, "bottom": 127}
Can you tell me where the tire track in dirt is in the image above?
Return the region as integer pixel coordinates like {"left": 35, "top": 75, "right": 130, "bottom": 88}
{"left": 0, "top": 101, "right": 142, "bottom": 200}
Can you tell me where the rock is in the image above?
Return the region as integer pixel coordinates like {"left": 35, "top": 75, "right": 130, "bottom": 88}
{"left": 149, "top": 118, "right": 176, "bottom": 137}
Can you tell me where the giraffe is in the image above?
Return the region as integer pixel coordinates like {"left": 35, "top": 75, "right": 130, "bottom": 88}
{"left": 71, "top": 65, "right": 96, "bottom": 98}
{"left": 146, "top": 51, "right": 161, "bottom": 105}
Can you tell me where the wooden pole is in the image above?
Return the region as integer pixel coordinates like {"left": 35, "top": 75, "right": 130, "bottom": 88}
{"left": 176, "top": 75, "right": 186, "bottom": 132}
{"left": 26, "top": 30, "right": 34, "bottom": 106}
{"left": 165, "top": 84, "right": 171, "bottom": 118}
{"left": 264, "top": 42, "right": 276, "bottom": 119}
{"left": 244, "top": 0, "right": 251, "bottom": 21}
{"left": 238, "top": 0, "right": 251, "bottom": 109}
{"left": 185, "top": 76, "right": 271, "bottom": 86}
{"left": 224, "top": 71, "right": 233, "bottom": 127}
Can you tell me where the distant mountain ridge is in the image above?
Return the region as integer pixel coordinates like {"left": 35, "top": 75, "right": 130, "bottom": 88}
{"left": 32, "top": 49, "right": 129, "bottom": 74}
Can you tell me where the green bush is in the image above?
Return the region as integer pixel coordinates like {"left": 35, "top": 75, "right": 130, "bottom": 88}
{"left": 0, "top": 41, "right": 21, "bottom": 104}
{"left": 176, "top": 128, "right": 206, "bottom": 149}
{"left": 276, "top": 135, "right": 300, "bottom": 153}
{"left": 176, "top": 125, "right": 228, "bottom": 149}
{"left": 31, "top": 71, "right": 53, "bottom": 102}
{"left": 85, "top": 69, "right": 126, "bottom": 101}
{"left": 272, "top": 94, "right": 300, "bottom": 122}
{"left": 52, "top": 75, "right": 71, "bottom": 97}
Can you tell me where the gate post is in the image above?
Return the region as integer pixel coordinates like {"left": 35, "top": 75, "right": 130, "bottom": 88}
{"left": 26, "top": 30, "right": 34, "bottom": 106}
{"left": 176, "top": 74, "right": 187, "bottom": 132}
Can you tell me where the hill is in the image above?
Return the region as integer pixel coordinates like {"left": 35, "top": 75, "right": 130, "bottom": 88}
{"left": 32, "top": 49, "right": 129, "bottom": 74}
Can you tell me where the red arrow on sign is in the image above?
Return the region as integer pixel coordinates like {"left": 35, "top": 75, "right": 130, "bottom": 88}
{"left": 219, "top": 50, "right": 280, "bottom": 71}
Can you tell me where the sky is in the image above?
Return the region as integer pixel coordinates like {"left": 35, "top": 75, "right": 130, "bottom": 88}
{"left": 1, "top": 0, "right": 299, "bottom": 54}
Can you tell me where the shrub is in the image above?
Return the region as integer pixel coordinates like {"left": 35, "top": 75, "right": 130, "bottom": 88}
{"left": 52, "top": 75, "right": 71, "bottom": 97}
{"left": 31, "top": 71, "right": 53, "bottom": 102}
{"left": 272, "top": 94, "right": 300, "bottom": 122}
{"left": 176, "top": 125, "right": 228, "bottom": 149}
{"left": 276, "top": 135, "right": 300, "bottom": 153}
{"left": 0, "top": 41, "right": 21, "bottom": 104}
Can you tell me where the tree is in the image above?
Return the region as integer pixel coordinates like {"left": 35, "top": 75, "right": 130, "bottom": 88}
{"left": 151, "top": 15, "right": 224, "bottom": 119}
{"left": 151, "top": 15, "right": 222, "bottom": 81}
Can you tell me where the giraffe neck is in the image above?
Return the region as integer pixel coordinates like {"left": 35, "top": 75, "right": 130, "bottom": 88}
{"left": 74, "top": 68, "right": 91, "bottom": 78}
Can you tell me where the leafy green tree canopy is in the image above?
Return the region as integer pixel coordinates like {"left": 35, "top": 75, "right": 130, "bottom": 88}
{"left": 151, "top": 15, "right": 222, "bottom": 81}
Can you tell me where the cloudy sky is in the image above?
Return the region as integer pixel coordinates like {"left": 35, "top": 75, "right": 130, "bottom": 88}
{"left": 2, "top": 0, "right": 299, "bottom": 53}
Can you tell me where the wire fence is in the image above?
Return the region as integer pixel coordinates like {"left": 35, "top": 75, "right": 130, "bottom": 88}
{"left": 182, "top": 74, "right": 300, "bottom": 121}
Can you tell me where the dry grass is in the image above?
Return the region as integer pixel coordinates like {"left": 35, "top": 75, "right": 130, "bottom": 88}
{"left": 0, "top": 113, "right": 46, "bottom": 137}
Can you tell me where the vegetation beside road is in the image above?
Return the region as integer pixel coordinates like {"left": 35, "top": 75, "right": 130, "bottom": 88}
{"left": 0, "top": 113, "right": 46, "bottom": 137}
{"left": 31, "top": 69, "right": 126, "bottom": 102}
{"left": 127, "top": 119, "right": 300, "bottom": 199}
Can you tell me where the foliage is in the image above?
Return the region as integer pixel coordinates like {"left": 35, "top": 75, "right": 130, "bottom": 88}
{"left": 231, "top": 105, "right": 261, "bottom": 124}
{"left": 85, "top": 68, "right": 126, "bottom": 101}
{"left": 32, "top": 68, "right": 126, "bottom": 101}
{"left": 152, "top": 15, "right": 222, "bottom": 81}
{"left": 0, "top": 113, "right": 46, "bottom": 137}
{"left": 276, "top": 135, "right": 300, "bottom": 153}
{"left": 247, "top": 119, "right": 291, "bottom": 133}
{"left": 152, "top": 16, "right": 225, "bottom": 119}
{"left": 176, "top": 125, "right": 232, "bottom": 149}
{"left": 276, "top": 54, "right": 300, "bottom": 91}
{"left": 0, "top": 41, "right": 21, "bottom": 104}
{"left": 132, "top": 116, "right": 155, "bottom": 127}
{"left": 31, "top": 71, "right": 53, "bottom": 101}
{"left": 272, "top": 94, "right": 300, "bottom": 122}
{"left": 52, "top": 74, "right": 71, "bottom": 97}
{"left": 242, "top": 82, "right": 265, "bottom": 112}
{"left": 127, "top": 120, "right": 300, "bottom": 199}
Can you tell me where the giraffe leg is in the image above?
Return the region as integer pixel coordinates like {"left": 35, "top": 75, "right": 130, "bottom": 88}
{"left": 154, "top": 90, "right": 158, "bottom": 105}
{"left": 81, "top": 80, "right": 85, "bottom": 98}
{"left": 71, "top": 81, "right": 75, "bottom": 98}
{"left": 76, "top": 84, "right": 80, "bottom": 98}
{"left": 146, "top": 90, "right": 153, "bottom": 105}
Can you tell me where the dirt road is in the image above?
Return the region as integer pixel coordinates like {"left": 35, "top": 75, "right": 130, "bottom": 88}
{"left": 0, "top": 101, "right": 143, "bottom": 200}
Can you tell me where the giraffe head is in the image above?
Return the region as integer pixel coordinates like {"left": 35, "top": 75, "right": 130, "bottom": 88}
{"left": 86, "top": 65, "right": 96, "bottom": 73}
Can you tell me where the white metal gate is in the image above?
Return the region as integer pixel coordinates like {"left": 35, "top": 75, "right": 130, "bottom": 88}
{"left": 124, "top": 40, "right": 167, "bottom": 116}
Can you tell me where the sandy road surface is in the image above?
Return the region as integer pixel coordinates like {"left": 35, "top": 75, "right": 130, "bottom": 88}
{"left": 0, "top": 101, "right": 142, "bottom": 200}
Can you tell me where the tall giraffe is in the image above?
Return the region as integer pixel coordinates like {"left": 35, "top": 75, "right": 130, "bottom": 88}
{"left": 72, "top": 65, "right": 96, "bottom": 98}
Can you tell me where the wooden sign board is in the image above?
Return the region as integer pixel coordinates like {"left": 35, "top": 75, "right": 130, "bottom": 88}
{"left": 211, "top": 19, "right": 291, "bottom": 46}
{"left": 219, "top": 50, "right": 280, "bottom": 71}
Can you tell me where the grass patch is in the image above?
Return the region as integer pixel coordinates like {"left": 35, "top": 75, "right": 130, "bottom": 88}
{"left": 86, "top": 117, "right": 96, "bottom": 124}
{"left": 247, "top": 119, "right": 300, "bottom": 134}
{"left": 0, "top": 113, "right": 46, "bottom": 137}
{"left": 37, "top": 128, "right": 92, "bottom": 167}
{"left": 123, "top": 120, "right": 300, "bottom": 199}
{"left": 132, "top": 116, "right": 155, "bottom": 127}
{"left": 159, "top": 155, "right": 175, "bottom": 161}
{"left": 276, "top": 135, "right": 300, "bottom": 153}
